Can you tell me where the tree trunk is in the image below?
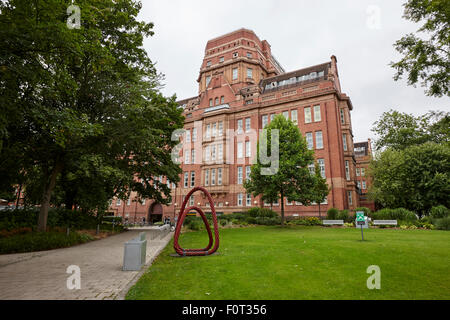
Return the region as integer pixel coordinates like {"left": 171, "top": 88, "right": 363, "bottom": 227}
{"left": 37, "top": 160, "right": 63, "bottom": 232}
{"left": 318, "top": 203, "right": 321, "bottom": 219}
{"left": 280, "top": 191, "right": 285, "bottom": 226}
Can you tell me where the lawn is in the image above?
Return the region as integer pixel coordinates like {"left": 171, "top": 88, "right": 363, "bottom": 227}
{"left": 126, "top": 226, "right": 450, "bottom": 300}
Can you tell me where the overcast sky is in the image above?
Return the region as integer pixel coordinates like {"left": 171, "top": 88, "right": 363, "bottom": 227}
{"left": 138, "top": 0, "right": 449, "bottom": 143}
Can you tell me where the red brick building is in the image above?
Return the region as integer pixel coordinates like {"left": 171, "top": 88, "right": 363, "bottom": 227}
{"left": 354, "top": 139, "right": 376, "bottom": 211}
{"left": 109, "top": 28, "right": 360, "bottom": 223}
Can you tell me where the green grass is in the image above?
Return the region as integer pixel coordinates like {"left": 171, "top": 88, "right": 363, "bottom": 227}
{"left": 126, "top": 226, "right": 450, "bottom": 300}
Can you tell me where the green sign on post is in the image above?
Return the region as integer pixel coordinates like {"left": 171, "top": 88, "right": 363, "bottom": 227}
{"left": 356, "top": 211, "right": 365, "bottom": 241}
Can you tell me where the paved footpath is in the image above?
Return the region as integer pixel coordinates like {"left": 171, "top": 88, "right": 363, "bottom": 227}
{"left": 0, "top": 228, "right": 173, "bottom": 300}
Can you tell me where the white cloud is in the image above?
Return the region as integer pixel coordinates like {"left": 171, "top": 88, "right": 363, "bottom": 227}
{"left": 138, "top": 0, "right": 449, "bottom": 142}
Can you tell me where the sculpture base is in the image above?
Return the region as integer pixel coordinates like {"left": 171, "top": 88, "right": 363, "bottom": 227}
{"left": 169, "top": 252, "right": 220, "bottom": 258}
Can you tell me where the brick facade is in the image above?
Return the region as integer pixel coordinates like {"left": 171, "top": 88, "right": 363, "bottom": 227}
{"left": 109, "top": 28, "right": 361, "bottom": 223}
{"left": 354, "top": 139, "right": 376, "bottom": 211}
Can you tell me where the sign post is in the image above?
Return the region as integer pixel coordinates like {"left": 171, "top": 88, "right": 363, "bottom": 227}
{"left": 356, "top": 212, "right": 365, "bottom": 241}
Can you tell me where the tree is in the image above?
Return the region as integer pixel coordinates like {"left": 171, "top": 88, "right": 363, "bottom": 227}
{"left": 311, "top": 164, "right": 330, "bottom": 219}
{"left": 369, "top": 142, "right": 450, "bottom": 217}
{"left": 372, "top": 109, "right": 449, "bottom": 151}
{"left": 244, "top": 115, "right": 317, "bottom": 225}
{"left": 390, "top": 0, "right": 449, "bottom": 97}
{"left": 0, "top": 0, "right": 184, "bottom": 231}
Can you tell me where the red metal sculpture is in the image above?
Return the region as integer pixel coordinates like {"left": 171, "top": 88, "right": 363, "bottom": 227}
{"left": 173, "top": 187, "right": 219, "bottom": 256}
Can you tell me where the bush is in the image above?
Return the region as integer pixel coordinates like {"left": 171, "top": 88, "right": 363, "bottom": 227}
{"left": 290, "top": 217, "right": 322, "bottom": 226}
{"left": 337, "top": 210, "right": 349, "bottom": 222}
{"left": 245, "top": 208, "right": 278, "bottom": 218}
{"left": 370, "top": 208, "right": 417, "bottom": 222}
{"left": 0, "top": 230, "right": 94, "bottom": 254}
{"left": 434, "top": 217, "right": 450, "bottom": 230}
{"left": 0, "top": 208, "right": 103, "bottom": 231}
{"left": 327, "top": 208, "right": 339, "bottom": 220}
{"left": 355, "top": 207, "right": 371, "bottom": 216}
{"left": 430, "top": 205, "right": 449, "bottom": 220}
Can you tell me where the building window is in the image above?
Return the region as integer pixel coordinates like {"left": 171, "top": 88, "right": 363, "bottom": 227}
{"left": 246, "top": 194, "right": 252, "bottom": 206}
{"left": 245, "top": 141, "right": 251, "bottom": 157}
{"left": 190, "top": 171, "right": 195, "bottom": 187}
{"left": 246, "top": 52, "right": 252, "bottom": 58}
{"left": 237, "top": 193, "right": 243, "bottom": 206}
{"left": 212, "top": 123, "right": 217, "bottom": 137}
{"left": 237, "top": 167, "right": 243, "bottom": 184}
{"left": 191, "top": 149, "right": 196, "bottom": 164}
{"left": 232, "top": 68, "right": 238, "bottom": 80}
{"left": 206, "top": 60, "right": 211, "bottom": 67}
{"left": 245, "top": 118, "right": 251, "bottom": 132}
{"left": 184, "top": 150, "right": 190, "bottom": 164}
{"left": 304, "top": 107, "right": 312, "bottom": 123}
{"left": 348, "top": 191, "right": 353, "bottom": 205}
{"left": 233, "top": 52, "right": 238, "bottom": 58}
{"left": 215, "top": 97, "right": 219, "bottom": 105}
{"left": 184, "top": 172, "right": 189, "bottom": 188}
{"left": 308, "top": 163, "right": 315, "bottom": 175}
{"left": 345, "top": 161, "right": 350, "bottom": 181}
{"left": 192, "top": 128, "right": 197, "bottom": 142}
{"left": 218, "top": 144, "right": 223, "bottom": 161}
{"left": 205, "top": 169, "right": 209, "bottom": 186}
{"left": 291, "top": 109, "right": 298, "bottom": 124}
{"left": 218, "top": 168, "right": 223, "bottom": 185}
{"left": 262, "top": 115, "right": 268, "bottom": 128}
{"left": 185, "top": 129, "right": 191, "bottom": 143}
{"left": 116, "top": 199, "right": 121, "bottom": 206}
{"left": 356, "top": 168, "right": 360, "bottom": 176}
{"left": 237, "top": 142, "right": 243, "bottom": 158}
{"left": 237, "top": 119, "right": 243, "bottom": 134}
{"left": 218, "top": 122, "right": 223, "bottom": 136}
{"left": 206, "top": 124, "right": 211, "bottom": 139}
{"left": 282, "top": 111, "right": 289, "bottom": 120}
{"left": 205, "top": 145, "right": 210, "bottom": 162}
{"left": 142, "top": 199, "right": 146, "bottom": 205}
{"left": 189, "top": 195, "right": 194, "bottom": 206}
{"left": 313, "top": 105, "right": 321, "bottom": 122}
{"left": 343, "top": 133, "right": 348, "bottom": 151}
{"left": 209, "top": 99, "right": 213, "bottom": 107}
{"left": 340, "top": 109, "right": 345, "bottom": 124}
{"left": 246, "top": 166, "right": 251, "bottom": 181}
{"left": 357, "top": 181, "right": 361, "bottom": 189}
{"left": 270, "top": 114, "right": 275, "bottom": 122}
{"left": 306, "top": 132, "right": 313, "bottom": 150}
{"left": 219, "top": 56, "right": 224, "bottom": 63}
{"left": 362, "top": 181, "right": 367, "bottom": 189}
{"left": 206, "top": 76, "right": 211, "bottom": 87}
{"left": 361, "top": 168, "right": 366, "bottom": 176}
{"left": 247, "top": 68, "right": 253, "bottom": 78}
{"left": 315, "top": 131, "right": 323, "bottom": 149}
{"left": 286, "top": 199, "right": 293, "bottom": 206}
{"left": 211, "top": 145, "right": 216, "bottom": 161}
{"left": 221, "top": 96, "right": 225, "bottom": 104}
{"left": 211, "top": 169, "right": 216, "bottom": 186}
{"left": 318, "top": 159, "right": 326, "bottom": 178}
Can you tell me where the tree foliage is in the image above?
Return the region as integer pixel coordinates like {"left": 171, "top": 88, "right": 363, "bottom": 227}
{"left": 390, "top": 0, "right": 450, "bottom": 97}
{"left": 244, "top": 115, "right": 318, "bottom": 225}
{"left": 0, "top": 0, "right": 184, "bottom": 231}
{"left": 369, "top": 142, "right": 450, "bottom": 216}
{"left": 372, "top": 109, "right": 449, "bottom": 151}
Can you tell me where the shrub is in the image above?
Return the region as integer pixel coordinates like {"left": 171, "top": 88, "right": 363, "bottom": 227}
{"left": 371, "top": 208, "right": 417, "bottom": 222}
{"left": 291, "top": 217, "right": 322, "bottom": 226}
{"left": 327, "top": 208, "right": 339, "bottom": 220}
{"left": 430, "top": 205, "right": 449, "bottom": 220}
{"left": 0, "top": 230, "right": 94, "bottom": 254}
{"left": 245, "top": 208, "right": 278, "bottom": 218}
{"left": 337, "top": 210, "right": 349, "bottom": 222}
{"left": 434, "top": 217, "right": 450, "bottom": 230}
{"left": 355, "top": 207, "right": 371, "bottom": 216}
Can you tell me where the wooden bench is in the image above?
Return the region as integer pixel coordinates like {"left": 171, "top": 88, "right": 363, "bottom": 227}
{"left": 322, "top": 220, "right": 344, "bottom": 226}
{"left": 373, "top": 220, "right": 398, "bottom": 226}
